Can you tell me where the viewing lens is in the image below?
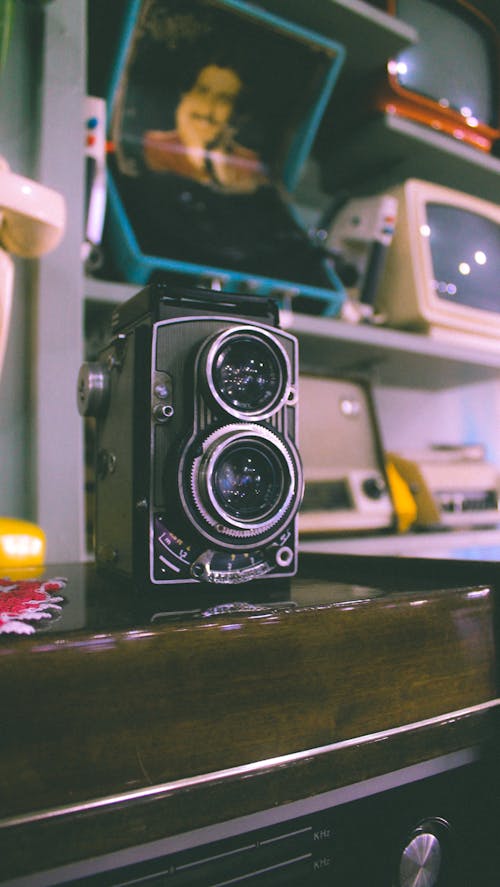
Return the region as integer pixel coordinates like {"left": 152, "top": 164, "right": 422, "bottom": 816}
{"left": 213, "top": 442, "right": 283, "bottom": 521}
{"left": 212, "top": 335, "right": 284, "bottom": 414}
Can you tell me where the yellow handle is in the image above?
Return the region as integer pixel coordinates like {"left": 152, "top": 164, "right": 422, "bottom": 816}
{"left": 386, "top": 461, "right": 418, "bottom": 533}
{"left": 0, "top": 517, "right": 46, "bottom": 570}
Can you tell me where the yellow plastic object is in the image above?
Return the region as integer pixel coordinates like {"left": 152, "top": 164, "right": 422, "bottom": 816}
{"left": 0, "top": 517, "right": 46, "bottom": 572}
{"left": 385, "top": 461, "right": 418, "bottom": 533}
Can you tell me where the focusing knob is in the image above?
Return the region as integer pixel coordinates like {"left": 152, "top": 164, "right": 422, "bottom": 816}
{"left": 77, "top": 362, "right": 110, "bottom": 417}
{"left": 398, "top": 822, "right": 446, "bottom": 887}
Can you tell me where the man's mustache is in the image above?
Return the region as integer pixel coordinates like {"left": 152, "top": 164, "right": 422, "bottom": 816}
{"left": 190, "top": 111, "right": 220, "bottom": 125}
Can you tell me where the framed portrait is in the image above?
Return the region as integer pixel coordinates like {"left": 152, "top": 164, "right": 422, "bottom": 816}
{"left": 105, "top": 0, "right": 346, "bottom": 312}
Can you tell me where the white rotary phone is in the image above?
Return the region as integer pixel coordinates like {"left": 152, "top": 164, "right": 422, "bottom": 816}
{"left": 0, "top": 156, "right": 66, "bottom": 570}
{"left": 0, "top": 155, "right": 66, "bottom": 380}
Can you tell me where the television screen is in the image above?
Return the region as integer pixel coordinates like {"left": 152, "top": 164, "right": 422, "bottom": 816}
{"left": 374, "top": 179, "right": 500, "bottom": 347}
{"left": 425, "top": 203, "right": 500, "bottom": 314}
{"left": 395, "top": 0, "right": 495, "bottom": 127}
{"left": 374, "top": 0, "right": 500, "bottom": 152}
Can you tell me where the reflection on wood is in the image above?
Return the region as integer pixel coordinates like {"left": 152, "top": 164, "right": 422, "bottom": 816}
{"left": 0, "top": 561, "right": 497, "bottom": 878}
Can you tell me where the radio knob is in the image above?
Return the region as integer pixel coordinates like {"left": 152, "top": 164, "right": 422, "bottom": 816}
{"left": 362, "top": 475, "right": 386, "bottom": 500}
{"left": 398, "top": 827, "right": 443, "bottom": 887}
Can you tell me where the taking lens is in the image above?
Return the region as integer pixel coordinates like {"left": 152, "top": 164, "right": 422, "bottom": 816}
{"left": 213, "top": 442, "right": 283, "bottom": 521}
{"left": 181, "top": 423, "right": 302, "bottom": 546}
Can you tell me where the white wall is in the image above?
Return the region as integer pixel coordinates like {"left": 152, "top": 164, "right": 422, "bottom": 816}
{"left": 0, "top": 3, "right": 87, "bottom": 563}
{"left": 0, "top": 5, "right": 41, "bottom": 519}
{"left": 374, "top": 378, "right": 500, "bottom": 465}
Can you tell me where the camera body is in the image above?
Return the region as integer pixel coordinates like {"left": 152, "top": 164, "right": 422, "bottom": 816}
{"left": 78, "top": 285, "right": 303, "bottom": 605}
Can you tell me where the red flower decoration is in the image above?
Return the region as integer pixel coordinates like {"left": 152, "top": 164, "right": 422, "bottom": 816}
{"left": 0, "top": 578, "right": 67, "bottom": 635}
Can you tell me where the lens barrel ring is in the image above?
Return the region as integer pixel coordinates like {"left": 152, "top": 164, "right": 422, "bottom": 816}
{"left": 201, "top": 325, "right": 293, "bottom": 420}
{"left": 183, "top": 423, "right": 302, "bottom": 546}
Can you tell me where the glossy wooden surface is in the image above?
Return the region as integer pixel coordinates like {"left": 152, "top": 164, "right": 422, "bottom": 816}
{"left": 0, "top": 558, "right": 498, "bottom": 878}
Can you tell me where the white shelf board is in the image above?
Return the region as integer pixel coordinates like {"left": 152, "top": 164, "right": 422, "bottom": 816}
{"left": 253, "top": 0, "right": 417, "bottom": 75}
{"left": 85, "top": 280, "right": 500, "bottom": 389}
{"left": 324, "top": 114, "right": 500, "bottom": 203}
{"left": 300, "top": 527, "right": 500, "bottom": 559}
{"left": 286, "top": 311, "right": 500, "bottom": 389}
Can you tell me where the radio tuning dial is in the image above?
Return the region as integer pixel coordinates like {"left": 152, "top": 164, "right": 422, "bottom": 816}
{"left": 362, "top": 475, "right": 386, "bottom": 500}
{"left": 398, "top": 821, "right": 447, "bottom": 887}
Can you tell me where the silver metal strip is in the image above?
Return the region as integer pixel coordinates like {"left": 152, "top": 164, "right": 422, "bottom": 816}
{"left": 0, "top": 747, "right": 483, "bottom": 887}
{"left": 2, "top": 697, "right": 498, "bottom": 831}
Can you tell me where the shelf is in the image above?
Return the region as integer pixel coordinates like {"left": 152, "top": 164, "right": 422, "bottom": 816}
{"left": 253, "top": 0, "right": 417, "bottom": 76}
{"left": 285, "top": 311, "right": 500, "bottom": 388}
{"left": 85, "top": 278, "right": 500, "bottom": 389}
{"left": 13, "top": 0, "right": 498, "bottom": 565}
{"left": 322, "top": 114, "right": 500, "bottom": 203}
{"left": 300, "top": 527, "right": 500, "bottom": 559}
{"left": 83, "top": 0, "right": 500, "bottom": 394}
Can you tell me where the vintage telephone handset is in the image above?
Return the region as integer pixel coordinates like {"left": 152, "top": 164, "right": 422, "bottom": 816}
{"left": 0, "top": 156, "right": 65, "bottom": 570}
{"left": 0, "top": 154, "right": 66, "bottom": 377}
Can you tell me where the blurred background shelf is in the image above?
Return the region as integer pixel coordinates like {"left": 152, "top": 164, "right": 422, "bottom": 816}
{"left": 85, "top": 277, "right": 500, "bottom": 390}
{"left": 3, "top": 0, "right": 500, "bottom": 560}
{"left": 253, "top": 0, "right": 417, "bottom": 76}
{"left": 286, "top": 311, "right": 500, "bottom": 389}
{"left": 300, "top": 527, "right": 500, "bottom": 558}
{"left": 321, "top": 113, "right": 500, "bottom": 201}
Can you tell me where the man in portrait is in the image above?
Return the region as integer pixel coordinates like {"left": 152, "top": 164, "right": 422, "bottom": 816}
{"left": 107, "top": 0, "right": 333, "bottom": 286}
{"left": 143, "top": 61, "right": 268, "bottom": 193}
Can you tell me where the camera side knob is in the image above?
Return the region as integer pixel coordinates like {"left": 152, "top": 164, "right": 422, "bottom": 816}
{"left": 77, "top": 362, "right": 111, "bottom": 417}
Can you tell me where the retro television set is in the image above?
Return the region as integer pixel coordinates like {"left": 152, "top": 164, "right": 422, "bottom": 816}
{"left": 374, "top": 178, "right": 500, "bottom": 347}
{"left": 371, "top": 0, "right": 500, "bottom": 153}
{"left": 102, "top": 0, "right": 347, "bottom": 316}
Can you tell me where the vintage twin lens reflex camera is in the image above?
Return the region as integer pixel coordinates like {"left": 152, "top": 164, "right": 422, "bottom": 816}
{"left": 78, "top": 285, "right": 303, "bottom": 603}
